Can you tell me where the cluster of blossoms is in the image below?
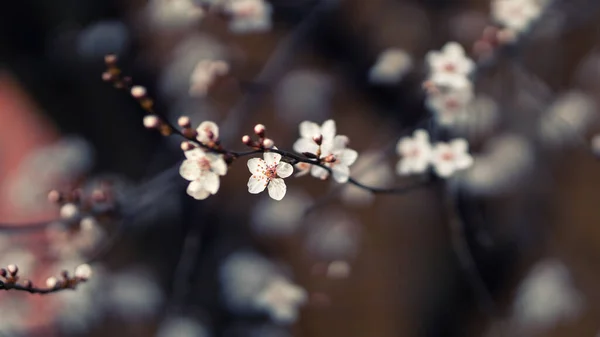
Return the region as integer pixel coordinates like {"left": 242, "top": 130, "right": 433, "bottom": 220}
{"left": 396, "top": 129, "right": 473, "bottom": 178}
{"left": 424, "top": 42, "right": 476, "bottom": 127}
{"left": 0, "top": 262, "right": 91, "bottom": 294}
{"left": 368, "top": 48, "right": 413, "bottom": 85}
{"left": 491, "top": 0, "right": 550, "bottom": 39}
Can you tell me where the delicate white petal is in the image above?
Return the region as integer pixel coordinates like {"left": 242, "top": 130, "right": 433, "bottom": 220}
{"left": 201, "top": 171, "right": 220, "bottom": 194}
{"left": 337, "top": 149, "right": 358, "bottom": 166}
{"left": 299, "top": 121, "right": 321, "bottom": 139}
{"left": 310, "top": 165, "right": 329, "bottom": 180}
{"left": 293, "top": 138, "right": 319, "bottom": 154}
{"left": 332, "top": 135, "right": 349, "bottom": 150}
{"left": 443, "top": 42, "right": 465, "bottom": 57}
{"left": 209, "top": 154, "right": 228, "bottom": 176}
{"left": 321, "top": 120, "right": 336, "bottom": 140}
{"left": 276, "top": 162, "right": 293, "bottom": 178}
{"left": 263, "top": 152, "right": 282, "bottom": 165}
{"left": 248, "top": 175, "right": 267, "bottom": 194}
{"left": 187, "top": 181, "right": 211, "bottom": 200}
{"left": 451, "top": 138, "right": 468, "bottom": 153}
{"left": 247, "top": 158, "right": 266, "bottom": 174}
{"left": 196, "top": 121, "right": 219, "bottom": 143}
{"left": 179, "top": 160, "right": 201, "bottom": 181}
{"left": 434, "top": 162, "right": 455, "bottom": 178}
{"left": 184, "top": 148, "right": 205, "bottom": 160}
{"left": 267, "top": 178, "right": 287, "bottom": 200}
{"left": 331, "top": 165, "right": 350, "bottom": 183}
{"left": 294, "top": 163, "right": 311, "bottom": 177}
{"left": 396, "top": 159, "right": 412, "bottom": 175}
{"left": 455, "top": 154, "right": 474, "bottom": 170}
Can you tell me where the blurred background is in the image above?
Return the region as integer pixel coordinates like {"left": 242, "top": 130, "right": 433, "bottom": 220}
{"left": 0, "top": 0, "right": 600, "bottom": 336}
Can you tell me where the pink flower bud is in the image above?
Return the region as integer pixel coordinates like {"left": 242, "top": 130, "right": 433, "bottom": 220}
{"left": 131, "top": 85, "right": 147, "bottom": 99}
{"left": 60, "top": 203, "right": 79, "bottom": 220}
{"left": 178, "top": 116, "right": 191, "bottom": 128}
{"left": 180, "top": 142, "right": 194, "bottom": 151}
{"left": 47, "top": 190, "right": 62, "bottom": 203}
{"left": 75, "top": 264, "right": 92, "bottom": 280}
{"left": 242, "top": 135, "right": 252, "bottom": 145}
{"left": 253, "top": 124, "right": 266, "bottom": 137}
{"left": 7, "top": 264, "right": 18, "bottom": 276}
{"left": 262, "top": 138, "right": 274, "bottom": 148}
{"left": 143, "top": 115, "right": 160, "bottom": 129}
{"left": 46, "top": 277, "right": 58, "bottom": 288}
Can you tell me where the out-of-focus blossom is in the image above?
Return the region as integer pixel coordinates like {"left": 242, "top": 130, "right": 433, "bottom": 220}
{"left": 104, "top": 268, "right": 164, "bottom": 320}
{"left": 455, "top": 94, "right": 500, "bottom": 137}
{"left": 293, "top": 120, "right": 358, "bottom": 183}
{"left": 326, "top": 260, "right": 351, "bottom": 279}
{"left": 305, "top": 211, "right": 362, "bottom": 260}
{"left": 255, "top": 277, "right": 307, "bottom": 324}
{"left": 275, "top": 70, "right": 333, "bottom": 126}
{"left": 491, "top": 0, "right": 545, "bottom": 35}
{"left": 512, "top": 259, "right": 584, "bottom": 332}
{"left": 247, "top": 152, "right": 294, "bottom": 201}
{"left": 461, "top": 134, "right": 533, "bottom": 195}
{"left": 180, "top": 148, "right": 228, "bottom": 200}
{"left": 225, "top": 0, "right": 272, "bottom": 34}
{"left": 251, "top": 191, "right": 311, "bottom": 236}
{"left": 341, "top": 151, "right": 393, "bottom": 206}
{"left": 368, "top": 48, "right": 413, "bottom": 85}
{"left": 396, "top": 130, "right": 433, "bottom": 175}
{"left": 538, "top": 91, "right": 597, "bottom": 147}
{"left": 146, "top": 0, "right": 205, "bottom": 30}
{"left": 426, "top": 84, "right": 475, "bottom": 127}
{"left": 220, "top": 251, "right": 277, "bottom": 314}
{"left": 189, "top": 60, "right": 230, "bottom": 97}
{"left": 426, "top": 42, "right": 474, "bottom": 89}
{"left": 431, "top": 139, "right": 474, "bottom": 178}
{"left": 157, "top": 316, "right": 210, "bottom": 337}
{"left": 6, "top": 137, "right": 93, "bottom": 212}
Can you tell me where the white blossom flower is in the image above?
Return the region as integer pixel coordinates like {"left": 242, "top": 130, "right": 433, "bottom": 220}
{"left": 255, "top": 277, "right": 307, "bottom": 325}
{"left": 512, "top": 259, "right": 584, "bottom": 332}
{"left": 293, "top": 120, "right": 359, "bottom": 183}
{"left": 247, "top": 152, "right": 293, "bottom": 201}
{"left": 146, "top": 0, "right": 205, "bottom": 29}
{"left": 431, "top": 139, "right": 474, "bottom": 177}
{"left": 180, "top": 148, "right": 227, "bottom": 200}
{"left": 396, "top": 129, "right": 433, "bottom": 175}
{"left": 189, "top": 59, "right": 230, "bottom": 96}
{"left": 225, "top": 0, "right": 272, "bottom": 34}
{"left": 492, "top": 0, "right": 543, "bottom": 34}
{"left": 369, "top": 48, "right": 413, "bottom": 84}
{"left": 426, "top": 83, "right": 475, "bottom": 126}
{"left": 426, "top": 42, "right": 474, "bottom": 89}
{"left": 196, "top": 121, "right": 220, "bottom": 144}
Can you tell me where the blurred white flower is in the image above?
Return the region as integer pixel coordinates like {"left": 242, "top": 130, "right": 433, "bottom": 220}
{"left": 305, "top": 211, "right": 362, "bottom": 260}
{"left": 189, "top": 60, "right": 230, "bottom": 96}
{"left": 220, "top": 251, "right": 277, "bottom": 314}
{"left": 157, "top": 316, "right": 210, "bottom": 337}
{"left": 341, "top": 151, "right": 393, "bottom": 206}
{"left": 369, "top": 48, "right": 413, "bottom": 84}
{"left": 180, "top": 148, "right": 228, "bottom": 200}
{"left": 426, "top": 84, "right": 474, "bottom": 127}
{"left": 255, "top": 277, "right": 307, "bottom": 325}
{"left": 247, "top": 152, "right": 294, "bottom": 201}
{"left": 396, "top": 129, "right": 433, "bottom": 175}
{"left": 105, "top": 268, "right": 164, "bottom": 320}
{"left": 538, "top": 91, "right": 597, "bottom": 147}
{"left": 251, "top": 191, "right": 311, "bottom": 236}
{"left": 492, "top": 0, "right": 543, "bottom": 34}
{"left": 512, "top": 259, "right": 584, "bottom": 332}
{"left": 326, "top": 261, "right": 351, "bottom": 279}
{"left": 225, "top": 0, "right": 272, "bottom": 34}
{"left": 146, "top": 0, "right": 205, "bottom": 30}
{"left": 431, "top": 139, "right": 474, "bottom": 178}
{"left": 461, "top": 134, "right": 534, "bottom": 195}
{"left": 293, "top": 120, "right": 358, "bottom": 183}
{"left": 426, "top": 42, "right": 474, "bottom": 89}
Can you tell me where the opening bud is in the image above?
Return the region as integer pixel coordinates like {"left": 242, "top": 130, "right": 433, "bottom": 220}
{"left": 262, "top": 138, "right": 274, "bottom": 149}
{"left": 6, "top": 265, "right": 18, "bottom": 276}
{"left": 253, "top": 124, "right": 266, "bottom": 137}
{"left": 242, "top": 135, "right": 253, "bottom": 146}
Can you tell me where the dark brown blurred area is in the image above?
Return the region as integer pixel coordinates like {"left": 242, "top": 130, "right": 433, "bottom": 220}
{"left": 1, "top": 0, "right": 600, "bottom": 336}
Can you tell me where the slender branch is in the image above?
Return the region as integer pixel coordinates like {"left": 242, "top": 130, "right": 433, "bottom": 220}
{"left": 0, "top": 280, "right": 77, "bottom": 295}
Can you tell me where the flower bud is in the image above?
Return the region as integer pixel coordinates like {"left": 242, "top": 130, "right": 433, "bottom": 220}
{"left": 7, "top": 264, "right": 18, "bottom": 276}
{"left": 60, "top": 203, "right": 79, "bottom": 220}
{"left": 104, "top": 54, "right": 117, "bottom": 65}
{"left": 253, "top": 124, "right": 266, "bottom": 137}
{"left": 74, "top": 264, "right": 92, "bottom": 281}
{"left": 22, "top": 280, "right": 32, "bottom": 289}
{"left": 47, "top": 190, "right": 62, "bottom": 203}
{"left": 313, "top": 135, "right": 323, "bottom": 146}
{"left": 262, "top": 138, "right": 274, "bottom": 149}
{"left": 242, "top": 135, "right": 253, "bottom": 146}
{"left": 131, "top": 85, "right": 147, "bottom": 99}
{"left": 102, "top": 72, "right": 113, "bottom": 82}
{"left": 143, "top": 115, "right": 160, "bottom": 129}
{"left": 46, "top": 277, "right": 58, "bottom": 288}
{"left": 0, "top": 269, "right": 6, "bottom": 278}
{"left": 180, "top": 141, "right": 194, "bottom": 152}
{"left": 178, "top": 116, "right": 191, "bottom": 128}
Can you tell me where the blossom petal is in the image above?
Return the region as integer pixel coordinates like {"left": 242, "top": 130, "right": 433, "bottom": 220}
{"left": 267, "top": 178, "right": 287, "bottom": 200}
{"left": 201, "top": 171, "right": 220, "bottom": 194}
{"left": 337, "top": 149, "right": 358, "bottom": 166}
{"left": 455, "top": 154, "right": 474, "bottom": 170}
{"left": 299, "top": 121, "right": 321, "bottom": 139}
{"left": 263, "top": 152, "right": 282, "bottom": 165}
{"left": 248, "top": 175, "right": 267, "bottom": 194}
{"left": 208, "top": 154, "right": 228, "bottom": 176}
{"left": 294, "top": 163, "right": 311, "bottom": 177}
{"left": 332, "top": 135, "right": 349, "bottom": 150}
{"left": 196, "top": 121, "right": 219, "bottom": 143}
{"left": 332, "top": 165, "right": 350, "bottom": 183}
{"left": 293, "top": 138, "right": 319, "bottom": 154}
{"left": 310, "top": 165, "right": 329, "bottom": 180}
{"left": 248, "top": 158, "right": 266, "bottom": 174}
{"left": 434, "top": 161, "right": 455, "bottom": 178}
{"left": 321, "top": 120, "right": 336, "bottom": 140}
{"left": 276, "top": 162, "right": 294, "bottom": 178}
{"left": 184, "top": 148, "right": 205, "bottom": 160}
{"left": 179, "top": 160, "right": 200, "bottom": 181}
{"left": 187, "top": 181, "right": 211, "bottom": 200}
{"left": 451, "top": 138, "right": 468, "bottom": 153}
